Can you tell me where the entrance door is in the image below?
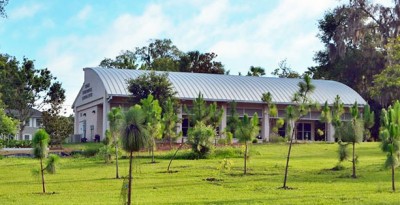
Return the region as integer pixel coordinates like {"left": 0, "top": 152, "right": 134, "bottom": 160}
{"left": 79, "top": 120, "right": 86, "bottom": 139}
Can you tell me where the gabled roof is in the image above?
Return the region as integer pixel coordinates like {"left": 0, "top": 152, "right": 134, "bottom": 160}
{"left": 85, "top": 67, "right": 366, "bottom": 106}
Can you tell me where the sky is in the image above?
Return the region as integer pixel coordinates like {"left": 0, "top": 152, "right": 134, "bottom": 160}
{"left": 0, "top": 0, "right": 388, "bottom": 115}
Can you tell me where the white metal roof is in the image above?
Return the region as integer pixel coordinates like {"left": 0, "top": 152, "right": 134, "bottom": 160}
{"left": 86, "top": 67, "right": 366, "bottom": 105}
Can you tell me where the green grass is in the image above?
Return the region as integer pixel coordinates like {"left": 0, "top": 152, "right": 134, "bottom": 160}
{"left": 1, "top": 142, "right": 399, "bottom": 204}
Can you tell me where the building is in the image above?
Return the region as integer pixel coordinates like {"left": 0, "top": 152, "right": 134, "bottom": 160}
{"left": 72, "top": 67, "right": 366, "bottom": 142}
{"left": 6, "top": 108, "right": 43, "bottom": 140}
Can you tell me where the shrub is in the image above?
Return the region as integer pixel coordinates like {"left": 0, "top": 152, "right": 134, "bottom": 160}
{"left": 252, "top": 139, "right": 258, "bottom": 144}
{"left": 82, "top": 147, "right": 99, "bottom": 157}
{"left": 187, "top": 122, "right": 215, "bottom": 159}
{"left": 217, "top": 138, "right": 226, "bottom": 145}
{"left": 225, "top": 132, "right": 233, "bottom": 145}
{"left": 269, "top": 134, "right": 286, "bottom": 143}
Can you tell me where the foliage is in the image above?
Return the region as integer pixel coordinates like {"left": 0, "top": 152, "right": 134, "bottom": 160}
{"left": 225, "top": 131, "right": 233, "bottom": 145}
{"left": 282, "top": 74, "right": 315, "bottom": 188}
{"left": 235, "top": 113, "right": 259, "bottom": 174}
{"left": 261, "top": 92, "right": 281, "bottom": 138}
{"left": 98, "top": 145, "right": 113, "bottom": 163}
{"left": 320, "top": 101, "right": 332, "bottom": 141}
{"left": 186, "top": 92, "right": 209, "bottom": 126}
{"left": 135, "top": 39, "right": 182, "bottom": 69}
{"left": 45, "top": 154, "right": 60, "bottom": 174}
{"left": 121, "top": 105, "right": 149, "bottom": 205}
{"left": 179, "top": 51, "right": 225, "bottom": 74}
{"left": 371, "top": 37, "right": 400, "bottom": 106}
{"left": 0, "top": 139, "right": 32, "bottom": 148}
{"left": 187, "top": 121, "right": 215, "bottom": 159}
{"left": 0, "top": 0, "right": 8, "bottom": 18}
{"left": 226, "top": 101, "right": 240, "bottom": 137}
{"left": 208, "top": 102, "right": 223, "bottom": 145}
{"left": 332, "top": 95, "right": 345, "bottom": 128}
{"left": 42, "top": 82, "right": 73, "bottom": 147}
{"left": 141, "top": 95, "right": 163, "bottom": 163}
{"left": 272, "top": 59, "right": 300, "bottom": 78}
{"left": 0, "top": 106, "right": 18, "bottom": 137}
{"left": 380, "top": 100, "right": 400, "bottom": 191}
{"left": 107, "top": 107, "right": 123, "bottom": 178}
{"left": 161, "top": 98, "right": 179, "bottom": 146}
{"left": 99, "top": 50, "right": 137, "bottom": 69}
{"left": 363, "top": 104, "right": 375, "bottom": 141}
{"left": 0, "top": 54, "right": 59, "bottom": 139}
{"left": 32, "top": 129, "right": 50, "bottom": 193}
{"left": 246, "top": 66, "right": 265, "bottom": 77}
{"left": 127, "top": 71, "right": 177, "bottom": 109}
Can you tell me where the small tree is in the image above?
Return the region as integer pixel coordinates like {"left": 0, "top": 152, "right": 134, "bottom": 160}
{"left": 335, "top": 102, "right": 364, "bottom": 178}
{"left": 187, "top": 121, "right": 215, "bottom": 159}
{"left": 107, "top": 107, "right": 123, "bottom": 178}
{"left": 186, "top": 92, "right": 209, "bottom": 126}
{"left": 121, "top": 105, "right": 149, "bottom": 205}
{"left": 380, "top": 101, "right": 400, "bottom": 191}
{"left": 363, "top": 104, "right": 375, "bottom": 141}
{"left": 226, "top": 101, "right": 240, "bottom": 137}
{"left": 235, "top": 113, "right": 259, "bottom": 174}
{"left": 141, "top": 95, "right": 163, "bottom": 163}
{"left": 282, "top": 75, "right": 315, "bottom": 189}
{"left": 162, "top": 98, "right": 179, "bottom": 148}
{"left": 262, "top": 92, "right": 281, "bottom": 138}
{"left": 320, "top": 101, "right": 332, "bottom": 141}
{"left": 207, "top": 102, "right": 223, "bottom": 146}
{"left": 32, "top": 129, "right": 50, "bottom": 193}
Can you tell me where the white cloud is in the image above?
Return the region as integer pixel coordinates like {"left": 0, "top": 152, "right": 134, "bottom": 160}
{"left": 77, "top": 5, "right": 92, "bottom": 21}
{"left": 37, "top": 0, "right": 342, "bottom": 115}
{"left": 9, "top": 3, "right": 42, "bottom": 20}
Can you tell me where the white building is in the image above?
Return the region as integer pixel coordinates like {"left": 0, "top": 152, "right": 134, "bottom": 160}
{"left": 72, "top": 67, "right": 366, "bottom": 142}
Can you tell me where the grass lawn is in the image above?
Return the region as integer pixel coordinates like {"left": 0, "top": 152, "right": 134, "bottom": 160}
{"left": 0, "top": 142, "right": 399, "bottom": 204}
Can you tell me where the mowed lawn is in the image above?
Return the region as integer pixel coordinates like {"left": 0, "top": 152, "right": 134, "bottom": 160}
{"left": 0, "top": 142, "right": 399, "bottom": 204}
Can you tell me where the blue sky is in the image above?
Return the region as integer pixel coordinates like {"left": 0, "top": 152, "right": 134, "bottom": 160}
{"left": 1, "top": 0, "right": 379, "bottom": 114}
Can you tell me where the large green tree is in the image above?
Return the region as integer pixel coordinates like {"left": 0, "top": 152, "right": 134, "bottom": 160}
{"left": 179, "top": 51, "right": 225, "bottom": 74}
{"left": 121, "top": 105, "right": 149, "bottom": 205}
{"left": 107, "top": 107, "right": 123, "bottom": 179}
{"left": 135, "top": 39, "right": 182, "bottom": 70}
{"left": 282, "top": 75, "right": 315, "bottom": 189}
{"left": 42, "top": 82, "right": 72, "bottom": 147}
{"left": 99, "top": 50, "right": 138, "bottom": 70}
{"left": 380, "top": 100, "right": 400, "bottom": 191}
{"left": 127, "top": 71, "right": 177, "bottom": 110}
{"left": 0, "top": 54, "right": 59, "bottom": 139}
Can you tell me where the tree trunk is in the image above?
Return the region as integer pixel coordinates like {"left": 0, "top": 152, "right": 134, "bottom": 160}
{"left": 283, "top": 126, "right": 295, "bottom": 189}
{"left": 352, "top": 142, "right": 356, "bottom": 178}
{"left": 40, "top": 158, "right": 46, "bottom": 193}
{"left": 115, "top": 137, "right": 119, "bottom": 179}
{"left": 325, "top": 122, "right": 328, "bottom": 141}
{"left": 244, "top": 141, "right": 248, "bottom": 175}
{"left": 127, "top": 151, "right": 133, "bottom": 205}
{"left": 151, "top": 139, "right": 155, "bottom": 163}
{"left": 167, "top": 143, "right": 184, "bottom": 172}
{"left": 392, "top": 164, "right": 396, "bottom": 192}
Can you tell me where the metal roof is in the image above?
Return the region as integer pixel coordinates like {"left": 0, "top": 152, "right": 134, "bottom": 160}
{"left": 87, "top": 67, "right": 366, "bottom": 105}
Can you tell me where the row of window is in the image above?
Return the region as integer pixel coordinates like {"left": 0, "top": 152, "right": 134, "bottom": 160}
{"left": 24, "top": 118, "right": 42, "bottom": 128}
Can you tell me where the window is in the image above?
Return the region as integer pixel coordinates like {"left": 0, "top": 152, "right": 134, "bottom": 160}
{"left": 296, "top": 123, "right": 312, "bottom": 140}
{"left": 36, "top": 119, "right": 42, "bottom": 128}
{"left": 25, "top": 119, "right": 30, "bottom": 127}
{"left": 24, "top": 134, "right": 30, "bottom": 140}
